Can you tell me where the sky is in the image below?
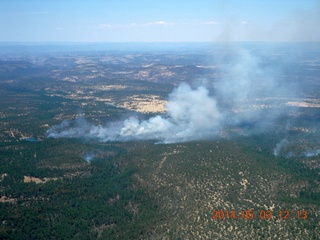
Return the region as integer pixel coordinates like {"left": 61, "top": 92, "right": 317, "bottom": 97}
{"left": 0, "top": 0, "right": 320, "bottom": 42}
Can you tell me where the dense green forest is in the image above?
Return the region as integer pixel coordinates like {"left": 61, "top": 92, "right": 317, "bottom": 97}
{"left": 1, "top": 137, "right": 319, "bottom": 239}
{"left": 0, "top": 140, "right": 161, "bottom": 239}
{"left": 0, "top": 48, "right": 319, "bottom": 239}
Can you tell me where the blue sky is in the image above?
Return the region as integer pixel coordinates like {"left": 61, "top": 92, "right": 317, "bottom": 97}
{"left": 0, "top": 0, "right": 319, "bottom": 42}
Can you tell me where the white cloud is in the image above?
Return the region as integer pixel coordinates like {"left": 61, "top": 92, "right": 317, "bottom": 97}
{"left": 97, "top": 24, "right": 113, "bottom": 29}
{"left": 142, "top": 21, "right": 172, "bottom": 27}
{"left": 154, "top": 21, "right": 167, "bottom": 25}
{"left": 204, "top": 21, "right": 219, "bottom": 25}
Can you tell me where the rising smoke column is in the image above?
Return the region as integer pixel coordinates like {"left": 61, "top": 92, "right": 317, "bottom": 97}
{"left": 47, "top": 48, "right": 297, "bottom": 143}
{"left": 47, "top": 83, "right": 222, "bottom": 143}
{"left": 214, "top": 48, "right": 292, "bottom": 129}
{"left": 273, "top": 139, "right": 289, "bottom": 157}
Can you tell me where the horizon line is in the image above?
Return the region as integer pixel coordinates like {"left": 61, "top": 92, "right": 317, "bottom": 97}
{"left": 1, "top": 41, "right": 320, "bottom": 45}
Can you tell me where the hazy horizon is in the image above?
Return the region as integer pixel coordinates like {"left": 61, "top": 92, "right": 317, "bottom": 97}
{"left": 1, "top": 0, "right": 320, "bottom": 42}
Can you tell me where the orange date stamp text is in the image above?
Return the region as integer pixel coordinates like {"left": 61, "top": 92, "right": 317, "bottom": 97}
{"left": 212, "top": 209, "right": 308, "bottom": 220}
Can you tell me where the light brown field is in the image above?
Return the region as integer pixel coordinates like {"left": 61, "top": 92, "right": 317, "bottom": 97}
{"left": 117, "top": 94, "right": 167, "bottom": 113}
{"left": 23, "top": 176, "right": 59, "bottom": 184}
{"left": 286, "top": 101, "right": 320, "bottom": 108}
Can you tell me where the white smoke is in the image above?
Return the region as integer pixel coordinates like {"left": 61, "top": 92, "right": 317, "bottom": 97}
{"left": 304, "top": 149, "right": 320, "bottom": 158}
{"left": 213, "top": 48, "right": 293, "bottom": 131}
{"left": 273, "top": 138, "right": 320, "bottom": 158}
{"left": 46, "top": 48, "right": 296, "bottom": 143}
{"left": 47, "top": 83, "right": 222, "bottom": 143}
{"left": 273, "top": 139, "right": 289, "bottom": 157}
{"left": 84, "top": 153, "right": 95, "bottom": 162}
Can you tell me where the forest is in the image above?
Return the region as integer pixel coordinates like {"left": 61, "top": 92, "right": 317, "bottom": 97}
{"left": 0, "top": 44, "right": 319, "bottom": 239}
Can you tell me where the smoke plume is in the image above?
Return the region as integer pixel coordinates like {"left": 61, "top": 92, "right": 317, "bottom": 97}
{"left": 273, "top": 139, "right": 289, "bottom": 157}
{"left": 47, "top": 83, "right": 222, "bottom": 143}
{"left": 84, "top": 153, "right": 96, "bottom": 162}
{"left": 304, "top": 149, "right": 320, "bottom": 158}
{"left": 46, "top": 48, "right": 296, "bottom": 143}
